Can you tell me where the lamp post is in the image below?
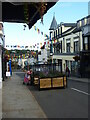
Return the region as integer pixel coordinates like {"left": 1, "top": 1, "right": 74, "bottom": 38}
{"left": 50, "top": 31, "right": 53, "bottom": 64}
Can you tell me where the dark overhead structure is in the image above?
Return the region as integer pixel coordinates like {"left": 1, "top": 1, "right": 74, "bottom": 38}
{"left": 2, "top": 1, "right": 58, "bottom": 29}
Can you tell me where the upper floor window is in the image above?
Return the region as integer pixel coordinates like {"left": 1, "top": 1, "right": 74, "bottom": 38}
{"left": 77, "top": 21, "right": 81, "bottom": 28}
{"left": 74, "top": 41, "right": 79, "bottom": 52}
{"left": 66, "top": 39, "right": 71, "bottom": 53}
{"left": 87, "top": 17, "right": 90, "bottom": 25}
{"left": 66, "top": 43, "right": 70, "bottom": 53}
{"left": 83, "top": 37, "right": 88, "bottom": 50}
{"left": 54, "top": 31, "right": 55, "bottom": 38}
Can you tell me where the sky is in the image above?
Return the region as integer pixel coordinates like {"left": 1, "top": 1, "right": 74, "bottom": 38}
{"left": 3, "top": 1, "right": 89, "bottom": 50}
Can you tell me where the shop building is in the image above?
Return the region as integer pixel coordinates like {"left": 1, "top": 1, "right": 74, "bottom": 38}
{"left": 49, "top": 15, "right": 90, "bottom": 77}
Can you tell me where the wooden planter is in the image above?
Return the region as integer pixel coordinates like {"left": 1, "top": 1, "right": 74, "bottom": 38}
{"left": 34, "top": 77, "right": 39, "bottom": 85}
{"left": 34, "top": 76, "right": 67, "bottom": 90}
{"left": 39, "top": 78, "right": 51, "bottom": 89}
{"left": 52, "top": 77, "right": 64, "bottom": 88}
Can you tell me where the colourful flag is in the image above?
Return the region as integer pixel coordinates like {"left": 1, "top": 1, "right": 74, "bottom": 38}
{"left": 40, "top": 43, "right": 42, "bottom": 46}
{"left": 41, "top": 32, "right": 43, "bottom": 35}
{"left": 47, "top": 41, "right": 49, "bottom": 44}
{"left": 44, "top": 42, "right": 46, "bottom": 45}
{"left": 38, "top": 29, "right": 40, "bottom": 34}
{"left": 25, "top": 46, "right": 28, "bottom": 48}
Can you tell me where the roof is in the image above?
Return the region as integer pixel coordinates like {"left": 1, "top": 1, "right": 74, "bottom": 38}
{"left": 72, "top": 27, "right": 82, "bottom": 33}
{"left": 83, "top": 32, "right": 90, "bottom": 36}
{"left": 49, "top": 15, "right": 58, "bottom": 30}
{"left": 77, "top": 15, "right": 90, "bottom": 22}
{"left": 62, "top": 26, "right": 76, "bottom": 34}
{"left": 2, "top": 2, "right": 58, "bottom": 29}
{"left": 61, "top": 23, "right": 76, "bottom": 27}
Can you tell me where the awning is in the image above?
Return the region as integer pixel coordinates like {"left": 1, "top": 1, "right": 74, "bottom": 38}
{"left": 2, "top": 1, "right": 58, "bottom": 29}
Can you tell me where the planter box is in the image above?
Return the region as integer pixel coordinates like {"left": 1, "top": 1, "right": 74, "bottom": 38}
{"left": 33, "top": 75, "right": 67, "bottom": 90}
{"left": 39, "top": 78, "right": 51, "bottom": 89}
{"left": 34, "top": 77, "right": 39, "bottom": 85}
{"left": 64, "top": 77, "right": 67, "bottom": 87}
{"left": 52, "top": 77, "right": 63, "bottom": 88}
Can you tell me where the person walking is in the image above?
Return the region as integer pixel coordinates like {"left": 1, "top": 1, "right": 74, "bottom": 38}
{"left": 66, "top": 66, "right": 70, "bottom": 77}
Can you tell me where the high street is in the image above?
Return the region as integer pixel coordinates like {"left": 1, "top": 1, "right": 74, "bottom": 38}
{"left": 15, "top": 72, "right": 89, "bottom": 118}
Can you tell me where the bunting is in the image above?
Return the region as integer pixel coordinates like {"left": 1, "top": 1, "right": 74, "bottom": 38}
{"left": 33, "top": 25, "right": 49, "bottom": 39}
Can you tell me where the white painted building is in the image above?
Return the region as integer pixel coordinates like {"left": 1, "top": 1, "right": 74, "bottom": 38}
{"left": 49, "top": 15, "right": 90, "bottom": 77}
{"left": 38, "top": 43, "right": 50, "bottom": 64}
{"left": 0, "top": 22, "right": 5, "bottom": 89}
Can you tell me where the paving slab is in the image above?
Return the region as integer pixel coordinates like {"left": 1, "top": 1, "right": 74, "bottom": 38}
{"left": 68, "top": 76, "right": 90, "bottom": 83}
{"left": 0, "top": 88, "right": 2, "bottom": 120}
{"left": 2, "top": 72, "right": 46, "bottom": 118}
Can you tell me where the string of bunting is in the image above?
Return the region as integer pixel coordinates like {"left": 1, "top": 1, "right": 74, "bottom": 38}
{"left": 33, "top": 25, "right": 49, "bottom": 39}
{"left": 5, "top": 39, "right": 58, "bottom": 49}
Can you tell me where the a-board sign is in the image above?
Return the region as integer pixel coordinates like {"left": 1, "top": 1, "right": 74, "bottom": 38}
{"left": 6, "top": 72, "right": 11, "bottom": 77}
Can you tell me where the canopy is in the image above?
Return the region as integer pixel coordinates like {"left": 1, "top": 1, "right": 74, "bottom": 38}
{"left": 2, "top": 2, "right": 58, "bottom": 29}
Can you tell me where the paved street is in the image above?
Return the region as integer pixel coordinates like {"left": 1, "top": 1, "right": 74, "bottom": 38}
{"left": 16, "top": 72, "right": 89, "bottom": 118}
{"left": 2, "top": 72, "right": 46, "bottom": 118}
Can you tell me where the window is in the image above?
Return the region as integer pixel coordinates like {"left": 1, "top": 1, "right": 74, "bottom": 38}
{"left": 66, "top": 43, "right": 70, "bottom": 52}
{"left": 74, "top": 41, "right": 79, "bottom": 52}
{"left": 83, "top": 37, "right": 88, "bottom": 50}
{"left": 87, "top": 17, "right": 90, "bottom": 25}
{"left": 56, "top": 43, "right": 60, "bottom": 53}
{"left": 66, "top": 39, "right": 71, "bottom": 53}
{"left": 63, "top": 38, "right": 65, "bottom": 51}
{"left": 81, "top": 19, "right": 85, "bottom": 26}
{"left": 60, "top": 41, "right": 62, "bottom": 53}
{"left": 54, "top": 31, "right": 55, "bottom": 38}
{"left": 77, "top": 21, "right": 81, "bottom": 28}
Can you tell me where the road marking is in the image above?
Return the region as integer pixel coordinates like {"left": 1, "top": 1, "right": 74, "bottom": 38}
{"left": 71, "top": 88, "right": 90, "bottom": 96}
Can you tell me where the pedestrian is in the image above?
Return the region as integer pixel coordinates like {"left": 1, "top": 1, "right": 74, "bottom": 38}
{"left": 66, "top": 66, "right": 70, "bottom": 77}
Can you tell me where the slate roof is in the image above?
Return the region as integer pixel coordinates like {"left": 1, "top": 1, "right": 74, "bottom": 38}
{"left": 49, "top": 15, "right": 58, "bottom": 30}
{"left": 60, "top": 23, "right": 76, "bottom": 27}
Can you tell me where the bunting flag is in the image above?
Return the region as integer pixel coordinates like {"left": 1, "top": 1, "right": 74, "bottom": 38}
{"left": 44, "top": 42, "right": 46, "bottom": 45}
{"left": 18, "top": 45, "right": 20, "bottom": 48}
{"left": 33, "top": 25, "right": 49, "bottom": 39}
{"left": 41, "top": 32, "right": 43, "bottom": 35}
{"left": 25, "top": 46, "right": 28, "bottom": 48}
{"left": 23, "top": 54, "right": 25, "bottom": 59}
{"left": 38, "top": 29, "right": 40, "bottom": 34}
{"left": 6, "top": 45, "right": 9, "bottom": 47}
{"left": 5, "top": 42, "right": 45, "bottom": 50}
{"left": 40, "top": 43, "right": 42, "bottom": 46}
{"left": 47, "top": 41, "right": 49, "bottom": 44}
